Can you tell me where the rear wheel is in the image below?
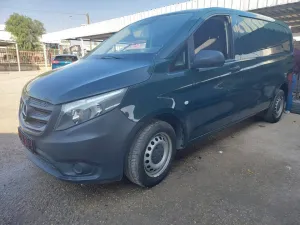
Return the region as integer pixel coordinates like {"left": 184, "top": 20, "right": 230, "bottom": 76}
{"left": 125, "top": 120, "right": 176, "bottom": 187}
{"left": 264, "top": 89, "right": 285, "bottom": 123}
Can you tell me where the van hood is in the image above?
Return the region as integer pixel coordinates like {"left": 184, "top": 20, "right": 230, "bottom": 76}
{"left": 25, "top": 56, "right": 152, "bottom": 104}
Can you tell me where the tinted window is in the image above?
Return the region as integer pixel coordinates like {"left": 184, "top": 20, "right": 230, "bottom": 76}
{"left": 90, "top": 13, "right": 193, "bottom": 55}
{"left": 54, "top": 56, "right": 78, "bottom": 62}
{"left": 193, "top": 16, "right": 231, "bottom": 59}
{"left": 234, "top": 17, "right": 291, "bottom": 59}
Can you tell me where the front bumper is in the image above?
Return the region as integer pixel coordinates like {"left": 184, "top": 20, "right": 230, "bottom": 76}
{"left": 19, "top": 109, "right": 136, "bottom": 183}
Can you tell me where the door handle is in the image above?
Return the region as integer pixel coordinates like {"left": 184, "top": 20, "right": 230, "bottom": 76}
{"left": 229, "top": 65, "right": 241, "bottom": 72}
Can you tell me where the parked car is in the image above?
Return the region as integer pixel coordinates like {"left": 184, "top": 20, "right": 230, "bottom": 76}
{"left": 18, "top": 8, "right": 293, "bottom": 187}
{"left": 51, "top": 54, "right": 78, "bottom": 69}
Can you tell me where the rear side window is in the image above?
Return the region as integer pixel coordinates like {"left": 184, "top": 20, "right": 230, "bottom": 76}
{"left": 234, "top": 17, "right": 291, "bottom": 59}
{"left": 54, "top": 56, "right": 78, "bottom": 62}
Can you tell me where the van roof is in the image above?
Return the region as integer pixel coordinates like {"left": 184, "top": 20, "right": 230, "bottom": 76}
{"left": 152, "top": 7, "right": 282, "bottom": 25}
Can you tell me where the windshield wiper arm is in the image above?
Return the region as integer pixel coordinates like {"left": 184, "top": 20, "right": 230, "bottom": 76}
{"left": 100, "top": 56, "right": 122, "bottom": 59}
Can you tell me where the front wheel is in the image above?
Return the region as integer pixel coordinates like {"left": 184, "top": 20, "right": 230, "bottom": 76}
{"left": 125, "top": 120, "right": 176, "bottom": 187}
{"left": 264, "top": 89, "right": 285, "bottom": 123}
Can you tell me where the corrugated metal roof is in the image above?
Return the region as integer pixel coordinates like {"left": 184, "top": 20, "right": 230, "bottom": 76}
{"left": 252, "top": 1, "right": 300, "bottom": 33}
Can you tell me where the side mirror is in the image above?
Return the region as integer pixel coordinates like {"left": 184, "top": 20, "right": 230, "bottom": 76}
{"left": 192, "top": 50, "right": 225, "bottom": 69}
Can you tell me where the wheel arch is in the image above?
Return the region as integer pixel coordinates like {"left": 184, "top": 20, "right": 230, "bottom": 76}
{"left": 123, "top": 109, "right": 188, "bottom": 160}
{"left": 279, "top": 82, "right": 288, "bottom": 99}
{"left": 152, "top": 113, "right": 187, "bottom": 149}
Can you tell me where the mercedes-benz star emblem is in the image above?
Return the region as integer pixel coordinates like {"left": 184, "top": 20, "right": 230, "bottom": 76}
{"left": 22, "top": 102, "right": 29, "bottom": 121}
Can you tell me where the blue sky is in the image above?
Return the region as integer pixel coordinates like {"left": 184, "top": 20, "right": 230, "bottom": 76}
{"left": 0, "top": 0, "right": 187, "bottom": 32}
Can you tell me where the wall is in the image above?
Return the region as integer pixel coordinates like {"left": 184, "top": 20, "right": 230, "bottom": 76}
{"left": 0, "top": 63, "right": 40, "bottom": 71}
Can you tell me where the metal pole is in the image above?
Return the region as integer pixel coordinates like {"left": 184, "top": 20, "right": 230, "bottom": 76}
{"left": 43, "top": 43, "right": 48, "bottom": 69}
{"left": 296, "top": 74, "right": 300, "bottom": 99}
{"left": 86, "top": 13, "right": 92, "bottom": 51}
{"left": 80, "top": 38, "right": 85, "bottom": 57}
{"left": 86, "top": 13, "right": 90, "bottom": 25}
{"left": 15, "top": 43, "right": 21, "bottom": 72}
{"left": 6, "top": 46, "right": 11, "bottom": 72}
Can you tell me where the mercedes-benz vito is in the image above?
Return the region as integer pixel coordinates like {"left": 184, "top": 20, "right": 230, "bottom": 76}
{"left": 18, "top": 8, "right": 293, "bottom": 187}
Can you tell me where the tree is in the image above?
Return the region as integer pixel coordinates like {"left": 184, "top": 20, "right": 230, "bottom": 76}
{"left": 5, "top": 13, "right": 46, "bottom": 50}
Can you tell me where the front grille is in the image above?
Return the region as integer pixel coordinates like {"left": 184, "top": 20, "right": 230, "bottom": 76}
{"left": 19, "top": 94, "right": 54, "bottom": 134}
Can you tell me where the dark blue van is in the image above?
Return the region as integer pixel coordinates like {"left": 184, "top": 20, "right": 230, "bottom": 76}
{"left": 18, "top": 8, "right": 293, "bottom": 187}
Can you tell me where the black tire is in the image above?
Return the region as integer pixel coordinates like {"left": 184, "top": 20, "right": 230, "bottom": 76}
{"left": 264, "top": 89, "right": 285, "bottom": 123}
{"left": 125, "top": 120, "right": 176, "bottom": 187}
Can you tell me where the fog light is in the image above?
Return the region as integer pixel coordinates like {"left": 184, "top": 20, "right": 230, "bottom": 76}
{"left": 73, "top": 163, "right": 83, "bottom": 174}
{"left": 73, "top": 162, "right": 92, "bottom": 175}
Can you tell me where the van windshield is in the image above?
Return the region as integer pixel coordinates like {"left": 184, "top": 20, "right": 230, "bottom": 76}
{"left": 90, "top": 13, "right": 193, "bottom": 55}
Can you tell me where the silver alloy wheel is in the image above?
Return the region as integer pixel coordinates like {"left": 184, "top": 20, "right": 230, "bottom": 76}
{"left": 274, "top": 95, "right": 284, "bottom": 118}
{"left": 144, "top": 132, "right": 172, "bottom": 177}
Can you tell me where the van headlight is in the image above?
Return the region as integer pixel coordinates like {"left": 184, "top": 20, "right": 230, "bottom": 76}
{"left": 55, "top": 88, "right": 127, "bottom": 130}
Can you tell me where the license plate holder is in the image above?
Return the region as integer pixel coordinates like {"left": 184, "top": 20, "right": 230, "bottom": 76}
{"left": 18, "top": 127, "right": 36, "bottom": 153}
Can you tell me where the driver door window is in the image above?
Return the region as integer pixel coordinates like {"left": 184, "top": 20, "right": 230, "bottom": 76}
{"left": 193, "top": 16, "right": 232, "bottom": 59}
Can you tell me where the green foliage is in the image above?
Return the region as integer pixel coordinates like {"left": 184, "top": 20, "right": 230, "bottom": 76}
{"left": 5, "top": 13, "right": 46, "bottom": 50}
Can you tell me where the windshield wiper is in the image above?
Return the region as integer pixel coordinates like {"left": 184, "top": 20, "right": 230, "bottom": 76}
{"left": 100, "top": 56, "right": 122, "bottom": 59}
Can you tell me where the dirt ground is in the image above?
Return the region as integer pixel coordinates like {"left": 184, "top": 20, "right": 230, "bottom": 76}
{"left": 1, "top": 71, "right": 300, "bottom": 225}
